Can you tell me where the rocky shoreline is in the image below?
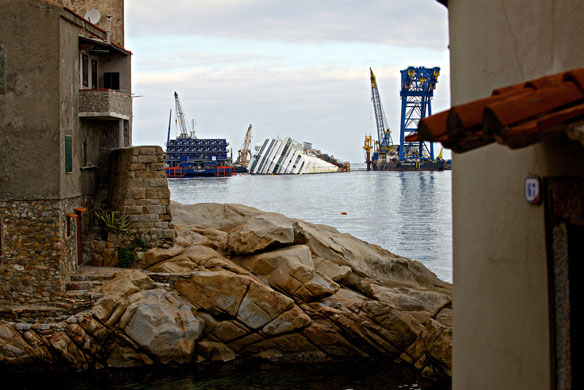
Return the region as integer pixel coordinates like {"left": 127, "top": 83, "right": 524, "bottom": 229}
{"left": 0, "top": 202, "right": 451, "bottom": 380}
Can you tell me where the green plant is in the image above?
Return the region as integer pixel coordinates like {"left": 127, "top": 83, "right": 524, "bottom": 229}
{"left": 117, "top": 246, "right": 138, "bottom": 268}
{"left": 131, "top": 235, "right": 150, "bottom": 251}
{"left": 95, "top": 210, "right": 131, "bottom": 235}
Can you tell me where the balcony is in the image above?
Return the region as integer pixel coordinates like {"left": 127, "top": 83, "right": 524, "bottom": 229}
{"left": 79, "top": 89, "right": 132, "bottom": 120}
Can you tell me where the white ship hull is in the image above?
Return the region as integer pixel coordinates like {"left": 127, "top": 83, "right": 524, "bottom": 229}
{"left": 248, "top": 137, "right": 339, "bottom": 175}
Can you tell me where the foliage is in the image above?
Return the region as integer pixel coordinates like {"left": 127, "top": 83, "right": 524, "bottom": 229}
{"left": 117, "top": 246, "right": 138, "bottom": 268}
{"left": 131, "top": 235, "right": 150, "bottom": 251}
{"left": 117, "top": 235, "right": 151, "bottom": 268}
{"left": 95, "top": 210, "right": 131, "bottom": 235}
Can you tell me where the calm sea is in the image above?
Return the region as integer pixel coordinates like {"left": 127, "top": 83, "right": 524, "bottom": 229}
{"left": 169, "top": 170, "right": 453, "bottom": 283}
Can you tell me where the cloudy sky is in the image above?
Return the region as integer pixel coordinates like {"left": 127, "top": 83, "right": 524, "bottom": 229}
{"left": 125, "top": 0, "right": 450, "bottom": 163}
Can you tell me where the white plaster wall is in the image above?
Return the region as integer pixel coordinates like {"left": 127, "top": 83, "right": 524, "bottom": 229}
{"left": 447, "top": 1, "right": 584, "bottom": 389}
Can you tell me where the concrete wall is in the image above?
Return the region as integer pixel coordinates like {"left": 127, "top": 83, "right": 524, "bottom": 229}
{"left": 54, "top": 0, "right": 125, "bottom": 46}
{"left": 0, "top": 1, "right": 62, "bottom": 201}
{"left": 447, "top": 1, "right": 584, "bottom": 389}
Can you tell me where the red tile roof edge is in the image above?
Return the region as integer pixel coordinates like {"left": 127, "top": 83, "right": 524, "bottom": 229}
{"left": 415, "top": 67, "right": 584, "bottom": 153}
{"left": 43, "top": 1, "right": 131, "bottom": 54}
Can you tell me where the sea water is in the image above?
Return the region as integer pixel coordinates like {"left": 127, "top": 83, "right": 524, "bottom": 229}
{"left": 169, "top": 170, "right": 452, "bottom": 283}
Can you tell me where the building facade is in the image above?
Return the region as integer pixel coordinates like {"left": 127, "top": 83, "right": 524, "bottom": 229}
{"left": 0, "top": 0, "right": 132, "bottom": 306}
{"left": 433, "top": 1, "right": 584, "bottom": 389}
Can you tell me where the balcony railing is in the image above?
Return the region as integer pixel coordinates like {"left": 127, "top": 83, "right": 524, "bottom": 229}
{"left": 79, "top": 89, "right": 132, "bottom": 120}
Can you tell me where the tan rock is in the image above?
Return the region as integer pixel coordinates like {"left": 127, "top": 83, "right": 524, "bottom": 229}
{"left": 48, "top": 331, "right": 89, "bottom": 370}
{"left": 118, "top": 289, "right": 203, "bottom": 364}
{"left": 171, "top": 202, "right": 262, "bottom": 231}
{"left": 196, "top": 341, "right": 236, "bottom": 362}
{"left": 314, "top": 257, "right": 352, "bottom": 282}
{"left": 237, "top": 245, "right": 339, "bottom": 301}
{"left": 236, "top": 281, "right": 294, "bottom": 329}
{"left": 141, "top": 245, "right": 186, "bottom": 268}
{"left": 261, "top": 306, "right": 311, "bottom": 336}
{"left": 66, "top": 324, "right": 101, "bottom": 358}
{"left": 297, "top": 220, "right": 450, "bottom": 293}
{"left": 0, "top": 324, "right": 49, "bottom": 365}
{"left": 104, "top": 338, "right": 154, "bottom": 368}
{"left": 227, "top": 213, "right": 300, "bottom": 255}
{"left": 174, "top": 270, "right": 250, "bottom": 316}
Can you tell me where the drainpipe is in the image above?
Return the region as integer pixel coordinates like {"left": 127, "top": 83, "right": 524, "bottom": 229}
{"left": 106, "top": 16, "right": 112, "bottom": 43}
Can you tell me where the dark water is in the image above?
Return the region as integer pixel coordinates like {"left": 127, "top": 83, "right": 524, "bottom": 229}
{"left": 169, "top": 170, "right": 452, "bottom": 283}
{"left": 1, "top": 361, "right": 449, "bottom": 389}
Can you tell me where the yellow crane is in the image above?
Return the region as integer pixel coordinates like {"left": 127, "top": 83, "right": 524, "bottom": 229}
{"left": 235, "top": 124, "right": 253, "bottom": 169}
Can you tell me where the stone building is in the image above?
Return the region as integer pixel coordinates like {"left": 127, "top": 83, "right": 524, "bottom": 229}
{"left": 413, "top": 1, "right": 584, "bottom": 389}
{"left": 0, "top": 1, "right": 172, "bottom": 308}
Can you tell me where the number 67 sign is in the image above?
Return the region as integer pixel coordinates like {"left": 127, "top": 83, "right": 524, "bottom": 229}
{"left": 525, "top": 176, "right": 542, "bottom": 205}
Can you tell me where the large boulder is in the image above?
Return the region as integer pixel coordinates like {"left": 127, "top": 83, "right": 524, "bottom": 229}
{"left": 235, "top": 245, "right": 339, "bottom": 301}
{"left": 226, "top": 213, "right": 301, "bottom": 255}
{"left": 118, "top": 289, "right": 203, "bottom": 364}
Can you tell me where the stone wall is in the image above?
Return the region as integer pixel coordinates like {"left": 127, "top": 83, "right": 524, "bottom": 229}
{"left": 108, "top": 146, "right": 175, "bottom": 245}
{"left": 0, "top": 196, "right": 92, "bottom": 306}
{"left": 78, "top": 89, "right": 132, "bottom": 119}
{"left": 54, "top": 0, "right": 125, "bottom": 46}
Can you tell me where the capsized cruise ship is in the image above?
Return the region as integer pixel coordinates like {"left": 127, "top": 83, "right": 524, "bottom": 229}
{"left": 248, "top": 137, "right": 340, "bottom": 175}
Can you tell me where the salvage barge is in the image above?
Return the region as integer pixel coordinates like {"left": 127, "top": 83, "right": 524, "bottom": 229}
{"left": 164, "top": 92, "right": 235, "bottom": 177}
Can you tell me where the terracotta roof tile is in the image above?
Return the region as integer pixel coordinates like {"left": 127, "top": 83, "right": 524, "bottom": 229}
{"left": 415, "top": 67, "right": 584, "bottom": 153}
{"left": 417, "top": 110, "right": 449, "bottom": 140}
{"left": 483, "top": 81, "right": 583, "bottom": 135}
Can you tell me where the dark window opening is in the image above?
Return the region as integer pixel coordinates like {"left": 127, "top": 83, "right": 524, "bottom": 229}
{"left": 91, "top": 60, "right": 98, "bottom": 89}
{"left": 65, "top": 135, "right": 72, "bottom": 173}
{"left": 83, "top": 139, "right": 88, "bottom": 166}
{"left": 82, "top": 54, "right": 89, "bottom": 87}
{"left": 0, "top": 221, "right": 3, "bottom": 256}
{"left": 104, "top": 72, "right": 120, "bottom": 90}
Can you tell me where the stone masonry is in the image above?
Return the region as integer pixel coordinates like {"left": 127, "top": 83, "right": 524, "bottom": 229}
{"left": 108, "top": 145, "right": 175, "bottom": 245}
{"left": 0, "top": 197, "right": 92, "bottom": 306}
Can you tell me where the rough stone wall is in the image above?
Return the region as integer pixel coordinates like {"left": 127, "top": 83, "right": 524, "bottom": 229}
{"left": 0, "top": 197, "right": 92, "bottom": 306}
{"left": 79, "top": 89, "right": 132, "bottom": 119}
{"left": 108, "top": 146, "right": 175, "bottom": 245}
{"left": 54, "top": 0, "right": 125, "bottom": 46}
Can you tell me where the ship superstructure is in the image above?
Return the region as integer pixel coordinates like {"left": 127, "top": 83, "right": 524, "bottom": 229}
{"left": 248, "top": 137, "right": 339, "bottom": 175}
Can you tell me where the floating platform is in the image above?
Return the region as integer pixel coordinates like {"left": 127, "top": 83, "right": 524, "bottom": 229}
{"left": 371, "top": 159, "right": 446, "bottom": 171}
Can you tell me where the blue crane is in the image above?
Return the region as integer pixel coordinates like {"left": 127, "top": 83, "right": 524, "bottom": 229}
{"left": 398, "top": 66, "right": 440, "bottom": 161}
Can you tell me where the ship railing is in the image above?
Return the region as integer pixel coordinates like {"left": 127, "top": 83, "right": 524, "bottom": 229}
{"left": 165, "top": 167, "right": 185, "bottom": 178}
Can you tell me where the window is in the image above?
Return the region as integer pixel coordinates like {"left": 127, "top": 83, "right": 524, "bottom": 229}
{"left": 0, "top": 221, "right": 3, "bottom": 256}
{"left": 82, "top": 54, "right": 89, "bottom": 87}
{"left": 91, "top": 60, "right": 98, "bottom": 89}
{"left": 65, "top": 135, "right": 72, "bottom": 173}
{"left": 103, "top": 72, "right": 119, "bottom": 90}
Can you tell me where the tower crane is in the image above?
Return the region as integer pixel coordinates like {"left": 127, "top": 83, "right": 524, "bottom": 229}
{"left": 174, "top": 91, "right": 196, "bottom": 139}
{"left": 235, "top": 124, "right": 253, "bottom": 169}
{"left": 398, "top": 66, "right": 440, "bottom": 160}
{"left": 367, "top": 68, "right": 396, "bottom": 162}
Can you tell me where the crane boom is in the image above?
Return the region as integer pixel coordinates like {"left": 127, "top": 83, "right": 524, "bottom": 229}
{"left": 370, "top": 68, "right": 392, "bottom": 156}
{"left": 235, "top": 124, "right": 253, "bottom": 168}
{"left": 174, "top": 91, "right": 195, "bottom": 139}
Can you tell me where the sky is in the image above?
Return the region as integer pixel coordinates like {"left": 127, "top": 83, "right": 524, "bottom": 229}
{"left": 125, "top": 0, "right": 451, "bottom": 163}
